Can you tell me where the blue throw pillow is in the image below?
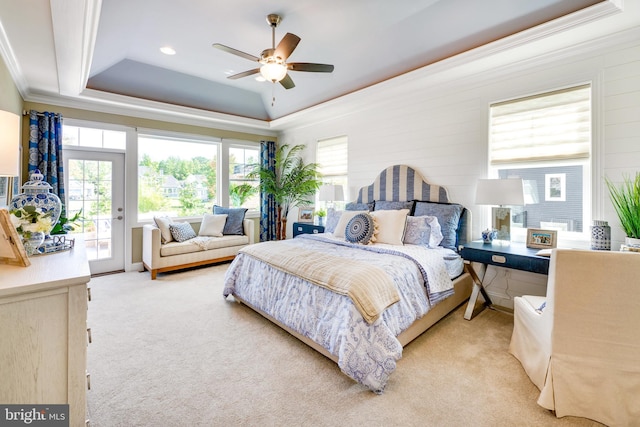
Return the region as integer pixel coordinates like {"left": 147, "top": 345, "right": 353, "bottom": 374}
{"left": 413, "top": 201, "right": 464, "bottom": 250}
{"left": 373, "top": 200, "right": 415, "bottom": 213}
{"left": 345, "top": 213, "right": 375, "bottom": 245}
{"left": 213, "top": 205, "right": 248, "bottom": 235}
{"left": 169, "top": 222, "right": 196, "bottom": 242}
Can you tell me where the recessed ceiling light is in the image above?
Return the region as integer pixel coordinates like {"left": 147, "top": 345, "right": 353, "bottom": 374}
{"left": 160, "top": 46, "right": 176, "bottom": 55}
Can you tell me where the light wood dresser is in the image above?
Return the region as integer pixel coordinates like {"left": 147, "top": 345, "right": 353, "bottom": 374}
{"left": 0, "top": 239, "right": 91, "bottom": 427}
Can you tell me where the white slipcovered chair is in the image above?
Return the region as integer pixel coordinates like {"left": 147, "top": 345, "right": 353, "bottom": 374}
{"left": 509, "top": 249, "right": 640, "bottom": 426}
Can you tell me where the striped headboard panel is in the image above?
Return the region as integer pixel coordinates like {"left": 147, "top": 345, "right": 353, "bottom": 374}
{"left": 356, "top": 165, "right": 450, "bottom": 204}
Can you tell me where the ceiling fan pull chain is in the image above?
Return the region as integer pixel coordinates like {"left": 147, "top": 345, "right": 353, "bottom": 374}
{"left": 271, "top": 83, "right": 276, "bottom": 107}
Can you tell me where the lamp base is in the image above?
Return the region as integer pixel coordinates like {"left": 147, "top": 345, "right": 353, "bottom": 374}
{"left": 492, "top": 206, "right": 511, "bottom": 241}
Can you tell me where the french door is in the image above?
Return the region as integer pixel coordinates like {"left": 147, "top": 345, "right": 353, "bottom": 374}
{"left": 64, "top": 150, "right": 125, "bottom": 274}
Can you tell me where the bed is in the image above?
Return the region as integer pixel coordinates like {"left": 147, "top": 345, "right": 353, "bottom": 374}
{"left": 223, "top": 165, "right": 473, "bottom": 393}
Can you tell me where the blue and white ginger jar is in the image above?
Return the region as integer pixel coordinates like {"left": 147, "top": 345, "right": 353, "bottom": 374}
{"left": 10, "top": 169, "right": 62, "bottom": 235}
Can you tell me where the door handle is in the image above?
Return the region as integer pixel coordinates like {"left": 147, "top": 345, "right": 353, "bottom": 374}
{"left": 114, "top": 215, "right": 123, "bottom": 220}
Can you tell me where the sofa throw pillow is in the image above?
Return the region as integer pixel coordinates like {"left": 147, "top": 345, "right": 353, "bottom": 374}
{"left": 169, "top": 222, "right": 196, "bottom": 242}
{"left": 213, "top": 205, "right": 248, "bottom": 235}
{"left": 369, "top": 208, "right": 409, "bottom": 245}
{"left": 198, "top": 213, "right": 227, "bottom": 237}
{"left": 154, "top": 216, "right": 174, "bottom": 243}
{"left": 404, "top": 215, "right": 443, "bottom": 248}
{"left": 413, "top": 201, "right": 464, "bottom": 250}
{"left": 334, "top": 210, "right": 369, "bottom": 238}
{"left": 345, "top": 213, "right": 376, "bottom": 245}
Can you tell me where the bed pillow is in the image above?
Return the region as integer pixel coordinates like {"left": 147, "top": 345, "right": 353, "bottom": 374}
{"left": 154, "top": 216, "right": 174, "bottom": 243}
{"left": 334, "top": 210, "right": 369, "bottom": 238}
{"left": 213, "top": 205, "right": 247, "bottom": 235}
{"left": 369, "top": 208, "right": 409, "bottom": 245}
{"left": 324, "top": 210, "right": 342, "bottom": 233}
{"left": 373, "top": 200, "right": 415, "bottom": 213}
{"left": 345, "top": 202, "right": 374, "bottom": 211}
{"left": 345, "top": 213, "right": 376, "bottom": 245}
{"left": 169, "top": 222, "right": 196, "bottom": 242}
{"left": 413, "top": 201, "right": 464, "bottom": 250}
{"left": 404, "top": 215, "right": 443, "bottom": 248}
{"left": 198, "top": 213, "right": 227, "bottom": 237}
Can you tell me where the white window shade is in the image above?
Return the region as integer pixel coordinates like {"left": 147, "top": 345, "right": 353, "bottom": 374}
{"left": 489, "top": 84, "right": 591, "bottom": 165}
{"left": 317, "top": 136, "right": 347, "bottom": 177}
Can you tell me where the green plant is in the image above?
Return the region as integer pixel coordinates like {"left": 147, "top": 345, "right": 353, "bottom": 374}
{"left": 50, "top": 209, "right": 83, "bottom": 235}
{"left": 251, "top": 144, "right": 322, "bottom": 240}
{"left": 605, "top": 173, "right": 640, "bottom": 239}
{"left": 316, "top": 209, "right": 326, "bottom": 218}
{"left": 229, "top": 183, "right": 258, "bottom": 207}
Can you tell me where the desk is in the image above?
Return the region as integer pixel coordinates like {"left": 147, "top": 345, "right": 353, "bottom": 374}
{"left": 459, "top": 241, "right": 550, "bottom": 320}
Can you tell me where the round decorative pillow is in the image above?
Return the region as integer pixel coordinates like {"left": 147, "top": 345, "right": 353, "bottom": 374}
{"left": 345, "top": 213, "right": 375, "bottom": 244}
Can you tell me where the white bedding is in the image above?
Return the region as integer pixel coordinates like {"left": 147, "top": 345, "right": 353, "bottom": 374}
{"left": 222, "top": 234, "right": 461, "bottom": 392}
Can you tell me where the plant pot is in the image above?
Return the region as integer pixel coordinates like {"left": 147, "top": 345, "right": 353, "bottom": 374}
{"left": 624, "top": 236, "right": 640, "bottom": 248}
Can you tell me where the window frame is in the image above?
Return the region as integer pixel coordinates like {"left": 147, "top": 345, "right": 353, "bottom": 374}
{"left": 316, "top": 135, "right": 348, "bottom": 210}
{"left": 486, "top": 83, "right": 596, "bottom": 246}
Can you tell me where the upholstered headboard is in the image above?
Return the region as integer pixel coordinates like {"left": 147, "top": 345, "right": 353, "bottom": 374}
{"left": 354, "top": 165, "right": 471, "bottom": 249}
{"left": 356, "top": 165, "right": 450, "bottom": 204}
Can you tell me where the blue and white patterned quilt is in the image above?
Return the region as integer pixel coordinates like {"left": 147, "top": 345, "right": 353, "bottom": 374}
{"left": 222, "top": 234, "right": 456, "bottom": 393}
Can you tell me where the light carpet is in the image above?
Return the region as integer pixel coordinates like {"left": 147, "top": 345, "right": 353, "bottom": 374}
{"left": 86, "top": 264, "right": 602, "bottom": 427}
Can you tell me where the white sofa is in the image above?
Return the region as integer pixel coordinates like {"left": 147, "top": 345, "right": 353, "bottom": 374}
{"left": 142, "top": 219, "right": 254, "bottom": 279}
{"left": 509, "top": 249, "right": 640, "bottom": 426}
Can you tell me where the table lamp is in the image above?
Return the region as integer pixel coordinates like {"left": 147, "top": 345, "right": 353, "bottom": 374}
{"left": 318, "top": 184, "right": 344, "bottom": 210}
{"left": 475, "top": 178, "right": 525, "bottom": 241}
{"left": 0, "top": 110, "right": 20, "bottom": 178}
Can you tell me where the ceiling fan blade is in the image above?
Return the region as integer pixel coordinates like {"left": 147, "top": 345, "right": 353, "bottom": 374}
{"left": 279, "top": 74, "right": 295, "bottom": 90}
{"left": 227, "top": 69, "right": 260, "bottom": 80}
{"left": 288, "top": 63, "right": 334, "bottom": 73}
{"left": 275, "top": 33, "right": 301, "bottom": 61}
{"left": 212, "top": 43, "right": 259, "bottom": 62}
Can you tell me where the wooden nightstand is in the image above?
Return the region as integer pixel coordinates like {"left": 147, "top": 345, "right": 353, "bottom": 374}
{"left": 459, "top": 241, "right": 550, "bottom": 320}
{"left": 293, "top": 222, "right": 325, "bottom": 237}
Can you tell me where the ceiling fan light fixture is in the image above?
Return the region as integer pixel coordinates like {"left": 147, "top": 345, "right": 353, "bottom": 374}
{"left": 260, "top": 62, "right": 287, "bottom": 82}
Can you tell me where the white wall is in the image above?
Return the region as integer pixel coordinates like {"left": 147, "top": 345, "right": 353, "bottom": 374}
{"left": 276, "top": 28, "right": 640, "bottom": 309}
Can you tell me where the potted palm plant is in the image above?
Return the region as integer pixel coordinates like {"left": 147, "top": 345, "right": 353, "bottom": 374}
{"left": 252, "top": 144, "right": 322, "bottom": 240}
{"left": 605, "top": 173, "right": 640, "bottom": 247}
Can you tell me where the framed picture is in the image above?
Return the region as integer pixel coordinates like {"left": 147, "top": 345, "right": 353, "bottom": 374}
{"left": 545, "top": 173, "right": 566, "bottom": 201}
{"left": 298, "top": 206, "right": 314, "bottom": 223}
{"left": 0, "top": 177, "right": 7, "bottom": 208}
{"left": 0, "top": 208, "right": 30, "bottom": 267}
{"left": 526, "top": 228, "right": 558, "bottom": 249}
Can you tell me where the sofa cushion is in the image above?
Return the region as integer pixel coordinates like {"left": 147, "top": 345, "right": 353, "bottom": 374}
{"left": 169, "top": 222, "right": 196, "bottom": 242}
{"left": 154, "top": 216, "right": 174, "bottom": 243}
{"left": 199, "top": 213, "right": 227, "bottom": 237}
{"left": 213, "top": 205, "right": 248, "bottom": 235}
{"left": 160, "top": 235, "right": 250, "bottom": 256}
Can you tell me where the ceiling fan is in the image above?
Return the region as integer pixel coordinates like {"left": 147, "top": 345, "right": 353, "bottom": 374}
{"left": 212, "top": 14, "right": 334, "bottom": 90}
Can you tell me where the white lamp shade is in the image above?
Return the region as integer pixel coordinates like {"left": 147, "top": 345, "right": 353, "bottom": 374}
{"left": 260, "top": 63, "right": 288, "bottom": 82}
{"left": 318, "top": 184, "right": 344, "bottom": 202}
{"left": 0, "top": 110, "right": 20, "bottom": 177}
{"left": 475, "top": 178, "right": 525, "bottom": 206}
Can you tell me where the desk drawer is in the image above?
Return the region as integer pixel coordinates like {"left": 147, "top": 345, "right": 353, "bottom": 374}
{"left": 460, "top": 247, "right": 549, "bottom": 275}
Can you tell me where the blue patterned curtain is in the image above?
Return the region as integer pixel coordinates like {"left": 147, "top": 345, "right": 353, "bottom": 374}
{"left": 28, "top": 110, "right": 65, "bottom": 201}
{"left": 260, "top": 140, "right": 277, "bottom": 241}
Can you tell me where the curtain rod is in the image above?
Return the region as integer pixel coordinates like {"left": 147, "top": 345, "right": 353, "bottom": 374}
{"left": 22, "top": 110, "right": 45, "bottom": 117}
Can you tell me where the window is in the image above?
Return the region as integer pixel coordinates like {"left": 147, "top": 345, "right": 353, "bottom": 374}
{"left": 488, "top": 84, "right": 591, "bottom": 241}
{"left": 63, "top": 125, "right": 126, "bottom": 150}
{"left": 138, "top": 134, "right": 218, "bottom": 220}
{"left": 316, "top": 136, "right": 348, "bottom": 210}
{"left": 228, "top": 145, "right": 259, "bottom": 209}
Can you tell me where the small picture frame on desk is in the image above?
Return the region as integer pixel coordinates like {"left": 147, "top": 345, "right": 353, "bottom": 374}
{"left": 526, "top": 228, "right": 557, "bottom": 249}
{"left": 298, "top": 206, "right": 314, "bottom": 223}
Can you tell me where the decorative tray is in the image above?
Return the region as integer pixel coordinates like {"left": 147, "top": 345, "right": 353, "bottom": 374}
{"left": 34, "top": 236, "right": 75, "bottom": 255}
